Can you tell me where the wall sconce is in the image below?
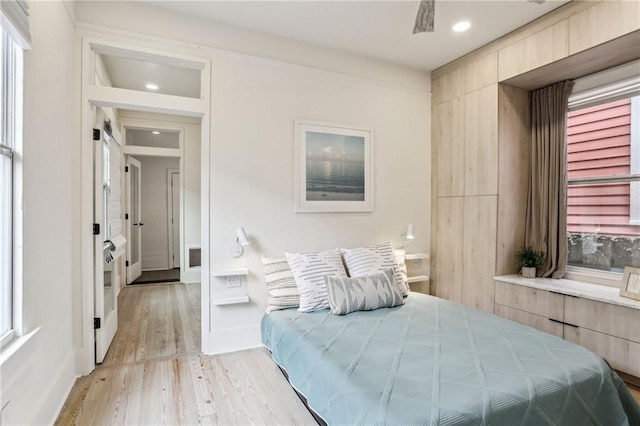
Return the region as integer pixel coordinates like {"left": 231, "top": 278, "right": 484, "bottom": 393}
{"left": 230, "top": 227, "right": 250, "bottom": 258}
{"left": 401, "top": 224, "right": 415, "bottom": 248}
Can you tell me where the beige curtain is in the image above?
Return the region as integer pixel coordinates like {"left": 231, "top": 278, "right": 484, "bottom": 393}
{"left": 525, "top": 80, "right": 574, "bottom": 278}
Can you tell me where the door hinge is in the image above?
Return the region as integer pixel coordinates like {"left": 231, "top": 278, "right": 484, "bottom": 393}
{"left": 126, "top": 260, "right": 129, "bottom": 267}
{"left": 93, "top": 223, "right": 100, "bottom": 235}
{"left": 93, "top": 129, "right": 101, "bottom": 141}
{"left": 125, "top": 213, "right": 129, "bottom": 220}
{"left": 125, "top": 166, "right": 129, "bottom": 173}
{"left": 94, "top": 317, "right": 101, "bottom": 329}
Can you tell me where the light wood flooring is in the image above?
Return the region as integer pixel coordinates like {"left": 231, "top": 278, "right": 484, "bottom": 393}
{"left": 55, "top": 283, "right": 315, "bottom": 425}
{"left": 55, "top": 283, "right": 640, "bottom": 425}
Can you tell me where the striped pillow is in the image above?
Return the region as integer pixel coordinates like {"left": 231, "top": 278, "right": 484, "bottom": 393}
{"left": 285, "top": 248, "right": 348, "bottom": 313}
{"left": 393, "top": 249, "right": 409, "bottom": 290}
{"left": 261, "top": 256, "right": 299, "bottom": 314}
{"left": 325, "top": 269, "right": 404, "bottom": 315}
{"left": 341, "top": 242, "right": 409, "bottom": 296}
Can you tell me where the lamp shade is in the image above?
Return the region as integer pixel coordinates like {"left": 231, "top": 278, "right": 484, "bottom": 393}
{"left": 236, "top": 227, "right": 250, "bottom": 246}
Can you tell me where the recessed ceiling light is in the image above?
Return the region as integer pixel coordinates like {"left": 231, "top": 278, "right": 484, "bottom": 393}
{"left": 452, "top": 21, "right": 471, "bottom": 32}
{"left": 152, "top": 131, "right": 160, "bottom": 135}
{"left": 145, "top": 83, "right": 159, "bottom": 90}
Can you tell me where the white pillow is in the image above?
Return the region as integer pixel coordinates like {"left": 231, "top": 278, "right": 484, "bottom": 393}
{"left": 341, "top": 242, "right": 409, "bottom": 296}
{"left": 285, "top": 248, "right": 348, "bottom": 313}
{"left": 261, "top": 256, "right": 299, "bottom": 314}
{"left": 393, "top": 249, "right": 409, "bottom": 292}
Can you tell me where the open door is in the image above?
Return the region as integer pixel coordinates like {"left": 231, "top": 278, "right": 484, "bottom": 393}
{"left": 126, "top": 156, "right": 142, "bottom": 283}
{"left": 94, "top": 108, "right": 119, "bottom": 363}
{"left": 169, "top": 170, "right": 180, "bottom": 269}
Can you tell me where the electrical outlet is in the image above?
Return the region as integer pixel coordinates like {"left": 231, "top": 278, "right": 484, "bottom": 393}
{"left": 225, "top": 275, "right": 242, "bottom": 288}
{"left": 407, "top": 259, "right": 423, "bottom": 271}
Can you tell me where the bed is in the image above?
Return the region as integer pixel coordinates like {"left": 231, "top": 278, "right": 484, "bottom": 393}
{"left": 262, "top": 292, "right": 640, "bottom": 425}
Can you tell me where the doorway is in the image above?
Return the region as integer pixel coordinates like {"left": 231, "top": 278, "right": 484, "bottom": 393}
{"left": 126, "top": 149, "right": 183, "bottom": 285}
{"left": 79, "top": 38, "right": 211, "bottom": 374}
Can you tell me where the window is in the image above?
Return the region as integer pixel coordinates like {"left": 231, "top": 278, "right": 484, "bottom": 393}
{"left": 0, "top": 27, "right": 23, "bottom": 346}
{"left": 566, "top": 65, "right": 640, "bottom": 280}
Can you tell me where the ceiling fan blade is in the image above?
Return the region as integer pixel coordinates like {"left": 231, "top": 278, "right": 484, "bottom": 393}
{"left": 413, "top": 0, "right": 435, "bottom": 33}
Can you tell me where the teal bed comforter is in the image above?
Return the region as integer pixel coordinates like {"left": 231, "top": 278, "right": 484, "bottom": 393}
{"left": 261, "top": 292, "right": 640, "bottom": 425}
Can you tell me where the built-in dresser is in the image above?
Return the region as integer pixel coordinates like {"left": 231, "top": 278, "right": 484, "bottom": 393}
{"left": 494, "top": 275, "right": 640, "bottom": 383}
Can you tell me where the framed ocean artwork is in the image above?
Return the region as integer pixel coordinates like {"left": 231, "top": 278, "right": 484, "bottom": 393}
{"left": 294, "top": 120, "right": 373, "bottom": 213}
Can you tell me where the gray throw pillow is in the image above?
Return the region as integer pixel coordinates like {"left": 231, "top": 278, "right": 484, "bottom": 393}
{"left": 325, "top": 269, "right": 404, "bottom": 315}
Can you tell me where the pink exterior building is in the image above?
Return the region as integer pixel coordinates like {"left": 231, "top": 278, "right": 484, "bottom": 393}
{"left": 567, "top": 98, "right": 640, "bottom": 238}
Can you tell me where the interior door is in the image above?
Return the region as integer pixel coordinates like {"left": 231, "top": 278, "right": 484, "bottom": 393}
{"left": 126, "top": 156, "right": 142, "bottom": 283}
{"left": 171, "top": 172, "right": 180, "bottom": 268}
{"left": 94, "top": 108, "right": 118, "bottom": 363}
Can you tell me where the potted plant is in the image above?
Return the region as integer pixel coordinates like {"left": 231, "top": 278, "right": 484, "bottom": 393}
{"left": 515, "top": 246, "right": 545, "bottom": 278}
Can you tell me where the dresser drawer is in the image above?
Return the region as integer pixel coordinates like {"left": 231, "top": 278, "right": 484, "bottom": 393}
{"left": 564, "top": 297, "right": 640, "bottom": 344}
{"left": 495, "top": 304, "right": 564, "bottom": 338}
{"left": 564, "top": 326, "right": 640, "bottom": 378}
{"left": 494, "top": 281, "right": 564, "bottom": 321}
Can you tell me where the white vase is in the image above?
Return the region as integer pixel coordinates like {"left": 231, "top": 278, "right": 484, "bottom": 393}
{"left": 521, "top": 266, "right": 536, "bottom": 278}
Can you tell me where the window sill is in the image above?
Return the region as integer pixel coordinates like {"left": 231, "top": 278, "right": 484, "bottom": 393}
{"left": 0, "top": 327, "right": 40, "bottom": 367}
{"left": 494, "top": 274, "right": 640, "bottom": 311}
{"left": 564, "top": 266, "right": 622, "bottom": 288}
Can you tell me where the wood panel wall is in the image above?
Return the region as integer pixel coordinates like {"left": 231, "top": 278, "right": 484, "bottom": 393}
{"left": 430, "top": 0, "right": 640, "bottom": 312}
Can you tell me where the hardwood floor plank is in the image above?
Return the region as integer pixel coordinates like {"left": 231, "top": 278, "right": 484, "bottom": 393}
{"left": 56, "top": 283, "right": 315, "bottom": 426}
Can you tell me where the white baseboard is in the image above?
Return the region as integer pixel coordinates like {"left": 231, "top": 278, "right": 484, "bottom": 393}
{"left": 203, "top": 324, "right": 262, "bottom": 355}
{"left": 75, "top": 346, "right": 94, "bottom": 376}
{"left": 181, "top": 267, "right": 201, "bottom": 283}
{"left": 45, "top": 352, "right": 80, "bottom": 425}
{"left": 1, "top": 340, "right": 77, "bottom": 425}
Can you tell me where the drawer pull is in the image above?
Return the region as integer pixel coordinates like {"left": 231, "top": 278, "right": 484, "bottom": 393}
{"left": 549, "top": 318, "right": 564, "bottom": 324}
{"left": 548, "top": 290, "right": 579, "bottom": 299}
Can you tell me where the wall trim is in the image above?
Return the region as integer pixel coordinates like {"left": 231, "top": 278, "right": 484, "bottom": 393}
{"left": 205, "top": 324, "right": 262, "bottom": 355}
{"left": 79, "top": 36, "right": 212, "bottom": 372}
{"left": 43, "top": 352, "right": 78, "bottom": 425}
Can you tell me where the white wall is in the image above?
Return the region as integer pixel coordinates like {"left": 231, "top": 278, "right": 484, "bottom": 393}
{"left": 208, "top": 54, "right": 430, "bottom": 352}
{"left": 136, "top": 156, "right": 180, "bottom": 271}
{"left": 74, "top": 2, "right": 431, "bottom": 354}
{"left": 0, "top": 1, "right": 79, "bottom": 424}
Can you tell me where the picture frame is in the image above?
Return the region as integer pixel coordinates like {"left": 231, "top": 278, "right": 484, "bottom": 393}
{"left": 620, "top": 266, "right": 640, "bottom": 301}
{"left": 294, "top": 120, "right": 373, "bottom": 213}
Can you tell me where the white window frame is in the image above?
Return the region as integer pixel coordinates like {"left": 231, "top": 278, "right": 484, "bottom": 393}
{"left": 0, "top": 27, "right": 23, "bottom": 349}
{"left": 630, "top": 96, "right": 640, "bottom": 225}
{"left": 565, "top": 63, "right": 640, "bottom": 287}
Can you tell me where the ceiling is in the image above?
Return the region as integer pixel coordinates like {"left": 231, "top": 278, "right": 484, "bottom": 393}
{"left": 100, "top": 54, "right": 201, "bottom": 97}
{"left": 125, "top": 127, "right": 181, "bottom": 149}
{"left": 152, "top": 0, "right": 569, "bottom": 71}
{"left": 96, "top": 1, "right": 569, "bottom": 100}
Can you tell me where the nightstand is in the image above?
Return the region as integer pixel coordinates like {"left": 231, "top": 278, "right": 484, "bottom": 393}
{"left": 406, "top": 253, "right": 430, "bottom": 294}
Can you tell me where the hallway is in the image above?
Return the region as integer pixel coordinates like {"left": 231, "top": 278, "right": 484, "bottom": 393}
{"left": 55, "top": 283, "right": 315, "bottom": 425}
